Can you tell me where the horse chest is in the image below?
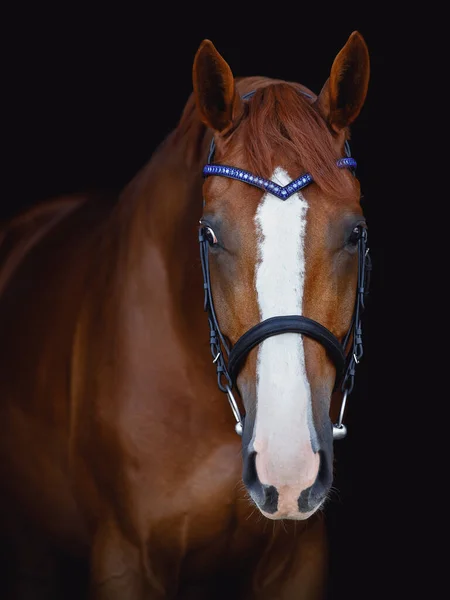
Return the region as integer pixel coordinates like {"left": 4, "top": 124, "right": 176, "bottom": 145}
{"left": 139, "top": 491, "right": 275, "bottom": 594}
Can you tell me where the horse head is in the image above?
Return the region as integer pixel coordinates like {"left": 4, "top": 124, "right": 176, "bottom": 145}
{"left": 193, "top": 32, "right": 370, "bottom": 520}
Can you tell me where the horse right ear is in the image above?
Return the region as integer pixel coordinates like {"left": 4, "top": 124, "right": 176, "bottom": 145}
{"left": 314, "top": 31, "right": 370, "bottom": 133}
{"left": 193, "top": 40, "right": 243, "bottom": 134}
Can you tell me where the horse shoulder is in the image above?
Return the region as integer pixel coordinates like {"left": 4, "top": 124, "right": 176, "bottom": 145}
{"left": 0, "top": 193, "right": 117, "bottom": 554}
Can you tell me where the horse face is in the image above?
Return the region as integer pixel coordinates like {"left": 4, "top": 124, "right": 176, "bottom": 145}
{"left": 194, "top": 33, "right": 369, "bottom": 520}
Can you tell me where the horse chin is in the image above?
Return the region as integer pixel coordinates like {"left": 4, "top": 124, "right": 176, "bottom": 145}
{"left": 258, "top": 503, "right": 322, "bottom": 521}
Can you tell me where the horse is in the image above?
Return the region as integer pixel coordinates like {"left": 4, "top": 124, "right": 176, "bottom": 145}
{"left": 0, "top": 30, "right": 370, "bottom": 599}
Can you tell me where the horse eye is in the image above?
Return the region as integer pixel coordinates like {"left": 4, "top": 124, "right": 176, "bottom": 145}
{"left": 204, "top": 226, "right": 218, "bottom": 246}
{"left": 348, "top": 226, "right": 362, "bottom": 246}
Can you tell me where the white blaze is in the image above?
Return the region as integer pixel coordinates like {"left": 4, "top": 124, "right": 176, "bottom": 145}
{"left": 253, "top": 167, "right": 318, "bottom": 510}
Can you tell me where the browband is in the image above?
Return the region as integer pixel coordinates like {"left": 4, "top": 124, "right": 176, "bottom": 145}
{"left": 203, "top": 157, "right": 356, "bottom": 200}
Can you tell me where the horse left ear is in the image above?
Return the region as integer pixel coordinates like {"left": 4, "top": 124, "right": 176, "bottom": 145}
{"left": 192, "top": 39, "right": 243, "bottom": 134}
{"left": 314, "top": 31, "right": 370, "bottom": 133}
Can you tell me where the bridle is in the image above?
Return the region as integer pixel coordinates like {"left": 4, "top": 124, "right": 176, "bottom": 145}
{"left": 199, "top": 91, "right": 371, "bottom": 440}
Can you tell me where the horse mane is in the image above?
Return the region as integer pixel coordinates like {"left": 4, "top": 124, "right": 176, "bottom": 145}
{"left": 234, "top": 81, "right": 355, "bottom": 198}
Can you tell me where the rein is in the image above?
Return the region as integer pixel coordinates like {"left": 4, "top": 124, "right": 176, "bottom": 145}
{"left": 199, "top": 91, "right": 371, "bottom": 440}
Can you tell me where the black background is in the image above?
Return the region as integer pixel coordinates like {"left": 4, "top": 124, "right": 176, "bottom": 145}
{"left": 3, "top": 5, "right": 426, "bottom": 600}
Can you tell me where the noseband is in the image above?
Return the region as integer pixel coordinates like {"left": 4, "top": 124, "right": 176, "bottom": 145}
{"left": 199, "top": 91, "right": 371, "bottom": 440}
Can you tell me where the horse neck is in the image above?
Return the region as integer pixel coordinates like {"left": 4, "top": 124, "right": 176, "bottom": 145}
{"left": 108, "top": 96, "right": 210, "bottom": 335}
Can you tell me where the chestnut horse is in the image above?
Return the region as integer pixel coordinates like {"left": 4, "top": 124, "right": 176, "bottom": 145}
{"left": 0, "top": 31, "right": 370, "bottom": 599}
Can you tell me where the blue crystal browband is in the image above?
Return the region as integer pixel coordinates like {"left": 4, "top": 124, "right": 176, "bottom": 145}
{"left": 202, "top": 157, "right": 357, "bottom": 200}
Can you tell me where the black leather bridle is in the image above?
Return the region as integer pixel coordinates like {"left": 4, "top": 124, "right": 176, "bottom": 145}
{"left": 199, "top": 91, "right": 371, "bottom": 440}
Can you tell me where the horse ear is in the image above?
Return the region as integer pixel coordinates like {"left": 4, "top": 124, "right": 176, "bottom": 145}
{"left": 314, "top": 31, "right": 370, "bottom": 133}
{"left": 193, "top": 39, "right": 243, "bottom": 133}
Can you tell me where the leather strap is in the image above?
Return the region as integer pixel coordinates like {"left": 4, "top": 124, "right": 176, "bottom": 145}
{"left": 228, "top": 315, "right": 346, "bottom": 385}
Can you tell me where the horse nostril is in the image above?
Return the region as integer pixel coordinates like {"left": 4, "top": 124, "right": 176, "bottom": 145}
{"left": 242, "top": 450, "right": 279, "bottom": 514}
{"left": 261, "top": 484, "right": 279, "bottom": 514}
{"left": 298, "top": 450, "right": 332, "bottom": 512}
